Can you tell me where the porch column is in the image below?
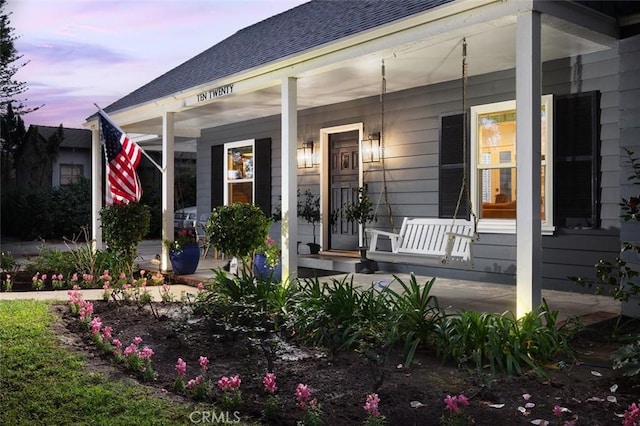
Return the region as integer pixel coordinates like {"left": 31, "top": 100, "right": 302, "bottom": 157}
{"left": 161, "top": 112, "right": 175, "bottom": 272}
{"left": 515, "top": 9, "right": 542, "bottom": 317}
{"left": 91, "top": 127, "right": 103, "bottom": 250}
{"left": 281, "top": 77, "right": 298, "bottom": 281}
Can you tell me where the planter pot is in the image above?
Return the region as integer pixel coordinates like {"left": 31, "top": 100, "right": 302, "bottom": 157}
{"left": 254, "top": 253, "right": 282, "bottom": 282}
{"left": 169, "top": 243, "right": 200, "bottom": 275}
{"left": 307, "top": 243, "right": 321, "bottom": 254}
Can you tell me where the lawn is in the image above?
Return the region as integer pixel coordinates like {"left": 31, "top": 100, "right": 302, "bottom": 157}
{"left": 0, "top": 299, "right": 208, "bottom": 426}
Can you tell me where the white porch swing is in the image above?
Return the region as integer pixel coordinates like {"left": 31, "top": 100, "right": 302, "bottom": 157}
{"left": 366, "top": 38, "right": 478, "bottom": 268}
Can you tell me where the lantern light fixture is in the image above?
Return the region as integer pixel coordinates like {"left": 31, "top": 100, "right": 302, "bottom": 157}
{"left": 361, "top": 132, "right": 381, "bottom": 163}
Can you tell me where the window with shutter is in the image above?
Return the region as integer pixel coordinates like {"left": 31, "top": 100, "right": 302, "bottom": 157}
{"left": 210, "top": 138, "right": 271, "bottom": 217}
{"left": 440, "top": 92, "right": 600, "bottom": 234}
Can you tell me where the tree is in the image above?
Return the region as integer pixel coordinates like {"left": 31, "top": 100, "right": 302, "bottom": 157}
{"left": 0, "top": 102, "right": 25, "bottom": 185}
{"left": 0, "top": 0, "right": 39, "bottom": 115}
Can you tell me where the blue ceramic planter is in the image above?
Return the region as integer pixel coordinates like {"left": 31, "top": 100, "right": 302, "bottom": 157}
{"left": 253, "top": 253, "right": 282, "bottom": 282}
{"left": 169, "top": 243, "right": 200, "bottom": 275}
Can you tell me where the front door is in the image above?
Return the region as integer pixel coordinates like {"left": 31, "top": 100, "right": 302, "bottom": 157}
{"left": 329, "top": 131, "right": 359, "bottom": 250}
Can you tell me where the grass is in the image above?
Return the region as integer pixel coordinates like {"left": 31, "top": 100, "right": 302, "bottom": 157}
{"left": 0, "top": 300, "right": 206, "bottom": 426}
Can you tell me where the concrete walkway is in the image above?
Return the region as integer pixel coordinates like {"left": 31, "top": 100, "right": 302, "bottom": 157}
{"left": 0, "top": 238, "right": 621, "bottom": 324}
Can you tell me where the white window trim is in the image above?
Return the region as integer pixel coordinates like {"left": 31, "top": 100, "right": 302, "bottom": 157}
{"left": 223, "top": 139, "right": 255, "bottom": 205}
{"left": 470, "top": 95, "right": 555, "bottom": 235}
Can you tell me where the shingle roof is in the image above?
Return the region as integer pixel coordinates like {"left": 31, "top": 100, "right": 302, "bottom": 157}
{"left": 104, "top": 0, "right": 453, "bottom": 114}
{"left": 30, "top": 125, "right": 91, "bottom": 149}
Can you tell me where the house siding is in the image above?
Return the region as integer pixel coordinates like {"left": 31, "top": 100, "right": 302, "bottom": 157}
{"left": 618, "top": 34, "right": 640, "bottom": 316}
{"left": 195, "top": 47, "right": 623, "bottom": 293}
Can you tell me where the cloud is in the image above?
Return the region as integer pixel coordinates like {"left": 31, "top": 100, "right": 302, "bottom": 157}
{"left": 18, "top": 39, "right": 131, "bottom": 65}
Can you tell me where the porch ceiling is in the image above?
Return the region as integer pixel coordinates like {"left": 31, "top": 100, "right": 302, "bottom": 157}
{"left": 126, "top": 6, "right": 615, "bottom": 145}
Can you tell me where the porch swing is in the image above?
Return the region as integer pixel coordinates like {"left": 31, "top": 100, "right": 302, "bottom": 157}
{"left": 366, "top": 38, "right": 478, "bottom": 268}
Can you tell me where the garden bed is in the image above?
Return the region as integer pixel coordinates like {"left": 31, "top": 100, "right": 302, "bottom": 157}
{"left": 53, "top": 299, "right": 640, "bottom": 425}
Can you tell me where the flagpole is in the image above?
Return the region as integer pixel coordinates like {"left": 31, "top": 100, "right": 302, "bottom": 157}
{"left": 94, "top": 103, "right": 165, "bottom": 173}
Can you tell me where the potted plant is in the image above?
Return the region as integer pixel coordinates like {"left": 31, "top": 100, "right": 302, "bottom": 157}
{"left": 164, "top": 228, "right": 199, "bottom": 275}
{"left": 253, "top": 235, "right": 282, "bottom": 281}
{"left": 297, "top": 189, "right": 321, "bottom": 254}
{"left": 343, "top": 186, "right": 377, "bottom": 268}
{"left": 205, "top": 202, "right": 271, "bottom": 275}
{"left": 100, "top": 202, "right": 151, "bottom": 276}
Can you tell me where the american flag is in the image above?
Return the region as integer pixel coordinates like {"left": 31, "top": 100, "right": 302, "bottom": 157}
{"left": 98, "top": 111, "right": 142, "bottom": 204}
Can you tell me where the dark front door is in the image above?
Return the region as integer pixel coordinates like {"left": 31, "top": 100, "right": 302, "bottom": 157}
{"left": 329, "top": 131, "right": 359, "bottom": 250}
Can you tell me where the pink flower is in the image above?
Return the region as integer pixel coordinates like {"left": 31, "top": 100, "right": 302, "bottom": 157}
{"left": 112, "top": 339, "right": 122, "bottom": 349}
{"left": 71, "top": 273, "right": 78, "bottom": 282}
{"left": 133, "top": 336, "right": 143, "bottom": 345}
{"left": 197, "top": 282, "right": 205, "bottom": 291}
{"left": 295, "top": 383, "right": 311, "bottom": 409}
{"left": 523, "top": 393, "right": 531, "bottom": 401}
{"left": 139, "top": 346, "right": 154, "bottom": 360}
{"left": 89, "top": 316, "right": 102, "bottom": 334}
{"left": 175, "top": 358, "right": 187, "bottom": 377}
{"left": 103, "top": 282, "right": 110, "bottom": 290}
{"left": 41, "top": 274, "right": 47, "bottom": 281}
{"left": 623, "top": 402, "right": 640, "bottom": 426}
{"left": 263, "top": 373, "right": 277, "bottom": 394}
{"left": 457, "top": 393, "right": 469, "bottom": 407}
{"left": 32, "top": 273, "right": 39, "bottom": 282}
{"left": 444, "top": 395, "right": 459, "bottom": 414}
{"left": 123, "top": 343, "right": 137, "bottom": 357}
{"left": 5, "top": 274, "right": 10, "bottom": 280}
{"left": 187, "top": 375, "right": 203, "bottom": 389}
{"left": 218, "top": 375, "right": 241, "bottom": 392}
{"left": 198, "top": 356, "right": 209, "bottom": 373}
{"left": 102, "top": 326, "right": 112, "bottom": 341}
{"left": 120, "top": 272, "right": 127, "bottom": 279}
{"left": 363, "top": 393, "right": 380, "bottom": 417}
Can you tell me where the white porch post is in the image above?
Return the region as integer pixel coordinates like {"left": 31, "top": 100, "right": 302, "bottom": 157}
{"left": 91, "top": 127, "right": 103, "bottom": 250}
{"left": 516, "top": 9, "right": 542, "bottom": 317}
{"left": 281, "top": 77, "right": 298, "bottom": 281}
{"left": 161, "top": 112, "right": 175, "bottom": 272}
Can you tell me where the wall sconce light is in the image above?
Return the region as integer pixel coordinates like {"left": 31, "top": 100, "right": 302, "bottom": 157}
{"left": 297, "top": 141, "right": 316, "bottom": 169}
{"left": 361, "top": 132, "right": 381, "bottom": 163}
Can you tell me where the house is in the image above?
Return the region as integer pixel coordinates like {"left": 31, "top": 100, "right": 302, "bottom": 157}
{"left": 16, "top": 125, "right": 91, "bottom": 187}
{"left": 86, "top": 0, "right": 640, "bottom": 317}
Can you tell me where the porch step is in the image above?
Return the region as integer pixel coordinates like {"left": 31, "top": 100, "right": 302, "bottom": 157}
{"left": 298, "top": 252, "right": 374, "bottom": 275}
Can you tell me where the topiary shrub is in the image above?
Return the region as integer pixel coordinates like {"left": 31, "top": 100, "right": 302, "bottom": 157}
{"left": 205, "top": 203, "right": 271, "bottom": 274}
{"left": 99, "top": 202, "right": 150, "bottom": 275}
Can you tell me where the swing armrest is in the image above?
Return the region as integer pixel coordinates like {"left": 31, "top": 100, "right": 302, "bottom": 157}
{"left": 366, "top": 228, "right": 401, "bottom": 252}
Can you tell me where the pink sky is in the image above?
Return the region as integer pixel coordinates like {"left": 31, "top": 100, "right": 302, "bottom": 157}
{"left": 7, "top": 0, "right": 308, "bottom": 129}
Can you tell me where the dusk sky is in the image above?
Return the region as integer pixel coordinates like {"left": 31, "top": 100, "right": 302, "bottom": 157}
{"left": 7, "top": 0, "right": 308, "bottom": 130}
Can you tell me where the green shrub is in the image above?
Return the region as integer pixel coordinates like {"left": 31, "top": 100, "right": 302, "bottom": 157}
{"left": 100, "top": 202, "right": 150, "bottom": 275}
{"left": 205, "top": 203, "right": 271, "bottom": 273}
{"left": 50, "top": 178, "right": 91, "bottom": 240}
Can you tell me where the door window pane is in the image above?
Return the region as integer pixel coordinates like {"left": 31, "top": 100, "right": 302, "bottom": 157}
{"left": 225, "top": 142, "right": 254, "bottom": 204}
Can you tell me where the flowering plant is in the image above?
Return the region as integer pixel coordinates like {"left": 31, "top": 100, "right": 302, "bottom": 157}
{"left": 441, "top": 393, "right": 472, "bottom": 426}
{"left": 364, "top": 393, "right": 385, "bottom": 425}
{"left": 262, "top": 372, "right": 279, "bottom": 419}
{"left": 257, "top": 236, "right": 281, "bottom": 267}
{"left": 164, "top": 228, "right": 197, "bottom": 253}
{"left": 295, "top": 383, "right": 321, "bottom": 426}
{"left": 218, "top": 374, "right": 242, "bottom": 407}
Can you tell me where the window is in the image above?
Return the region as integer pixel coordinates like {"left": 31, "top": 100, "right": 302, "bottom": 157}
{"left": 224, "top": 140, "right": 254, "bottom": 204}
{"left": 470, "top": 95, "right": 553, "bottom": 234}
{"left": 60, "top": 164, "right": 83, "bottom": 185}
{"left": 439, "top": 92, "right": 600, "bottom": 233}
{"left": 211, "top": 138, "right": 272, "bottom": 215}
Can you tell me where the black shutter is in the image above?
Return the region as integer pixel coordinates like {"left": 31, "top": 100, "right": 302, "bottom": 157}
{"left": 554, "top": 91, "right": 600, "bottom": 228}
{"left": 254, "top": 138, "right": 272, "bottom": 216}
{"left": 211, "top": 145, "right": 224, "bottom": 209}
{"left": 439, "top": 113, "right": 469, "bottom": 218}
